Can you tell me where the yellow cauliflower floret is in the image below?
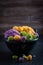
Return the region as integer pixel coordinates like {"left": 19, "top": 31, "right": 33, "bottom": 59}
{"left": 14, "top": 35, "right": 21, "bottom": 40}
{"left": 28, "top": 31, "right": 34, "bottom": 35}
{"left": 28, "top": 27, "right": 35, "bottom": 34}
{"left": 22, "top": 26, "right": 29, "bottom": 32}
{"left": 26, "top": 55, "right": 32, "bottom": 61}
{"left": 12, "top": 26, "right": 35, "bottom": 35}
{"left": 18, "top": 26, "right": 23, "bottom": 32}
{"left": 12, "top": 26, "right": 19, "bottom": 31}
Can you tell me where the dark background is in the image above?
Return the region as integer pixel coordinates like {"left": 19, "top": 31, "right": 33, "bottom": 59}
{"left": 0, "top": 0, "right": 43, "bottom": 35}
{"left": 0, "top": 0, "right": 43, "bottom": 65}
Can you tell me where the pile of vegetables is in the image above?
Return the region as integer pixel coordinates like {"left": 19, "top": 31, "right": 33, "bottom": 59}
{"left": 12, "top": 54, "right": 32, "bottom": 62}
{"left": 4, "top": 26, "right": 38, "bottom": 42}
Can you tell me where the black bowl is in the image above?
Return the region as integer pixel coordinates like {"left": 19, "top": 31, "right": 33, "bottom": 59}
{"left": 5, "top": 37, "right": 39, "bottom": 57}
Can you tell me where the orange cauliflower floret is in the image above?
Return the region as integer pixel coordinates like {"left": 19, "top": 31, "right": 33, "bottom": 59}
{"left": 14, "top": 35, "right": 21, "bottom": 40}
{"left": 12, "top": 26, "right": 35, "bottom": 35}
{"left": 12, "top": 26, "right": 19, "bottom": 31}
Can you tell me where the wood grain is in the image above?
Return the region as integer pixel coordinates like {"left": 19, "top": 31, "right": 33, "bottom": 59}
{"left": 0, "top": 0, "right": 43, "bottom": 35}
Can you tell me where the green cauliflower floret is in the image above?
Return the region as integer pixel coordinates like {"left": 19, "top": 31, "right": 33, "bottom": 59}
{"left": 7, "top": 36, "right": 14, "bottom": 41}
{"left": 26, "top": 34, "right": 33, "bottom": 41}
{"left": 12, "top": 55, "right": 18, "bottom": 60}
{"left": 21, "top": 31, "right": 27, "bottom": 36}
{"left": 32, "top": 35, "right": 37, "bottom": 39}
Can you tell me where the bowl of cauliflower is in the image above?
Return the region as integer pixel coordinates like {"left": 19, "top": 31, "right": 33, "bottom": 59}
{"left": 4, "top": 26, "right": 39, "bottom": 58}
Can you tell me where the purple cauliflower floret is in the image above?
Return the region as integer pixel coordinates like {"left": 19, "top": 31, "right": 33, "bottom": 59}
{"left": 21, "top": 36, "right": 26, "bottom": 43}
{"left": 34, "top": 32, "right": 39, "bottom": 37}
{"left": 4, "top": 29, "right": 20, "bottom": 38}
{"left": 19, "top": 57, "right": 24, "bottom": 62}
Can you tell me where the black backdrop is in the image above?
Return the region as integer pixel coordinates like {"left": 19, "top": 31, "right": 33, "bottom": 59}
{"left": 0, "top": 0, "right": 43, "bottom": 65}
